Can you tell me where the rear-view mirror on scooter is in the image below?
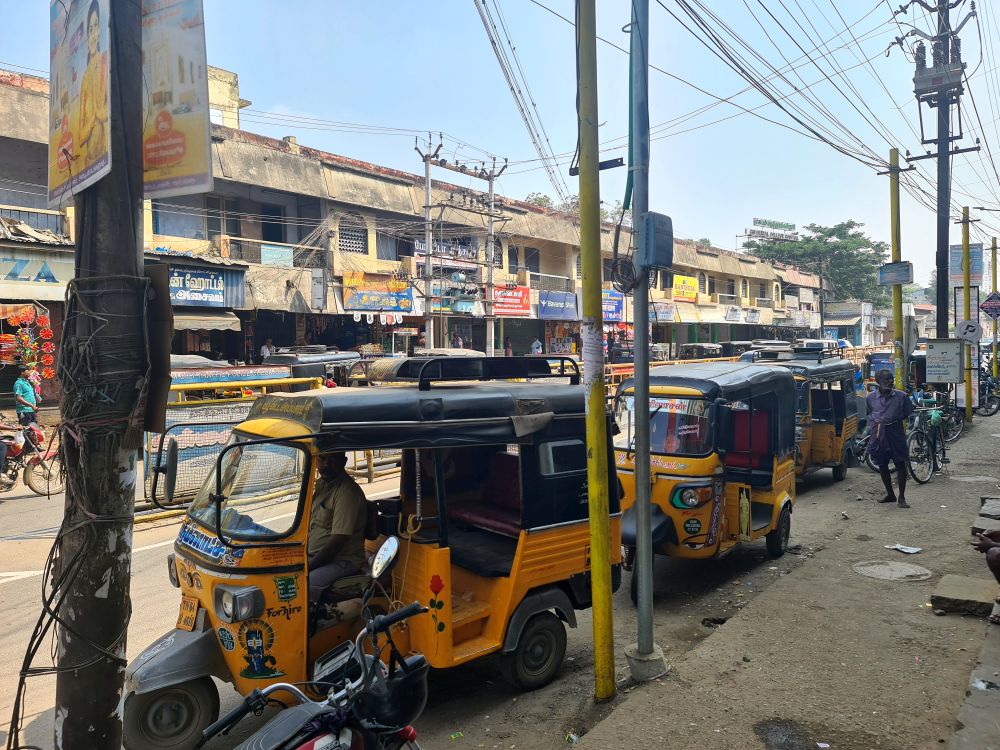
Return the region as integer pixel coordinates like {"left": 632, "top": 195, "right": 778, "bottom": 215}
{"left": 371, "top": 536, "right": 400, "bottom": 578}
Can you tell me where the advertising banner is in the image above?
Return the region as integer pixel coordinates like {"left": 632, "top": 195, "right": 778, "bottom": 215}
{"left": 538, "top": 290, "right": 578, "bottom": 320}
{"left": 261, "top": 243, "right": 294, "bottom": 267}
{"left": 949, "top": 243, "right": 984, "bottom": 287}
{"left": 343, "top": 272, "right": 415, "bottom": 313}
{"left": 650, "top": 302, "right": 676, "bottom": 323}
{"left": 602, "top": 289, "right": 624, "bottom": 322}
{"left": 878, "top": 261, "right": 914, "bottom": 286}
{"left": 169, "top": 267, "right": 225, "bottom": 307}
{"left": 672, "top": 275, "right": 698, "bottom": 303}
{"left": 142, "top": 0, "right": 213, "bottom": 198}
{"left": 493, "top": 285, "right": 531, "bottom": 317}
{"left": 48, "top": 0, "right": 112, "bottom": 205}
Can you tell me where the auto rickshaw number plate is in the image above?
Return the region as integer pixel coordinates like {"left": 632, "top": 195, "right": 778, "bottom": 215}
{"left": 176, "top": 595, "right": 199, "bottom": 631}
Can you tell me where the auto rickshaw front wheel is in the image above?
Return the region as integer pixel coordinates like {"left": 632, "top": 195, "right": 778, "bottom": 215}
{"left": 500, "top": 611, "right": 567, "bottom": 691}
{"left": 832, "top": 448, "right": 849, "bottom": 482}
{"left": 123, "top": 677, "right": 219, "bottom": 750}
{"left": 765, "top": 505, "right": 791, "bottom": 558}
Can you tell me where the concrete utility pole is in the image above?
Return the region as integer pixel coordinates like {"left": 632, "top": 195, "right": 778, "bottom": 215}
{"left": 416, "top": 136, "right": 442, "bottom": 347}
{"left": 994, "top": 236, "right": 998, "bottom": 378}
{"left": 53, "top": 0, "right": 150, "bottom": 747}
{"left": 933, "top": 0, "right": 951, "bottom": 338}
{"left": 434, "top": 158, "right": 509, "bottom": 355}
{"left": 486, "top": 158, "right": 507, "bottom": 356}
{"left": 575, "top": 0, "right": 616, "bottom": 702}
{"left": 625, "top": 0, "right": 667, "bottom": 684}
{"left": 908, "top": 0, "right": 979, "bottom": 337}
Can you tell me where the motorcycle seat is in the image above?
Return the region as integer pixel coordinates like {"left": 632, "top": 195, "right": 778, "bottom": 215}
{"left": 234, "top": 702, "right": 340, "bottom": 750}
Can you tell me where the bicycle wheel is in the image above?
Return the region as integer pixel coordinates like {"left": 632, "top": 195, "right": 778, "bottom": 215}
{"left": 976, "top": 392, "right": 1000, "bottom": 417}
{"left": 907, "top": 431, "right": 934, "bottom": 484}
{"left": 942, "top": 408, "right": 966, "bottom": 443}
{"left": 933, "top": 432, "right": 947, "bottom": 472}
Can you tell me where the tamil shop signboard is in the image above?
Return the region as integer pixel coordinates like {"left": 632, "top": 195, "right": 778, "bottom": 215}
{"left": 602, "top": 289, "right": 624, "bottom": 322}
{"left": 538, "top": 290, "right": 577, "bottom": 320}
{"left": 168, "top": 267, "right": 225, "bottom": 307}
{"left": 343, "top": 272, "right": 415, "bottom": 313}
{"left": 493, "top": 285, "right": 531, "bottom": 317}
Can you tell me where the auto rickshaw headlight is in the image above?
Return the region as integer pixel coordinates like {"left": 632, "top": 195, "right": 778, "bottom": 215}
{"left": 680, "top": 489, "right": 699, "bottom": 507}
{"left": 166, "top": 554, "right": 179, "bottom": 589}
{"left": 215, "top": 585, "right": 265, "bottom": 623}
{"left": 673, "top": 486, "right": 712, "bottom": 508}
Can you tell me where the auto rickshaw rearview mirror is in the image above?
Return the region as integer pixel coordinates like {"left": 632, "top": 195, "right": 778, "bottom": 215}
{"left": 372, "top": 536, "right": 400, "bottom": 578}
{"left": 153, "top": 437, "right": 179, "bottom": 507}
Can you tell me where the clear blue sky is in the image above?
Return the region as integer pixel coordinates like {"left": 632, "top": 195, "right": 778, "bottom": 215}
{"left": 7, "top": 0, "right": 1000, "bottom": 285}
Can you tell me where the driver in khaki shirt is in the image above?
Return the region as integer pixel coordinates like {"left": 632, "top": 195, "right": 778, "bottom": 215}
{"left": 307, "top": 452, "right": 368, "bottom": 599}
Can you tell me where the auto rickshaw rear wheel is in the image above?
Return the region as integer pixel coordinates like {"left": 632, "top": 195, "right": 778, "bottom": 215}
{"left": 765, "top": 505, "right": 791, "bottom": 558}
{"left": 832, "top": 448, "right": 849, "bottom": 481}
{"left": 500, "top": 611, "right": 567, "bottom": 691}
{"left": 123, "top": 676, "right": 219, "bottom": 750}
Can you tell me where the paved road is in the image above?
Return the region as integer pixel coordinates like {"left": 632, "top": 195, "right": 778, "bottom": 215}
{"left": 1, "top": 436, "right": 994, "bottom": 748}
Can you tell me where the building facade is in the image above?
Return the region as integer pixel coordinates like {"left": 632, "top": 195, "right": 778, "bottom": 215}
{"left": 0, "top": 66, "right": 826, "bottom": 372}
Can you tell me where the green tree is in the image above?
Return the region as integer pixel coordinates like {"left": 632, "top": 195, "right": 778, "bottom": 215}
{"left": 525, "top": 192, "right": 553, "bottom": 208}
{"left": 697, "top": 237, "right": 712, "bottom": 247}
{"left": 744, "top": 220, "right": 889, "bottom": 303}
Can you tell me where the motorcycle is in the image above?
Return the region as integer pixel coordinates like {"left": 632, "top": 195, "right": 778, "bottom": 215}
{"left": 0, "top": 416, "right": 63, "bottom": 496}
{"left": 196, "top": 537, "right": 428, "bottom": 750}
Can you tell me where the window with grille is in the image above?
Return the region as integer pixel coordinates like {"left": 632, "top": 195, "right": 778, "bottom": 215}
{"left": 508, "top": 245, "right": 520, "bottom": 273}
{"left": 524, "top": 247, "right": 541, "bottom": 274}
{"left": 698, "top": 273, "right": 706, "bottom": 293}
{"left": 741, "top": 279, "right": 749, "bottom": 298}
{"left": 576, "top": 254, "right": 582, "bottom": 278}
{"left": 708, "top": 277, "right": 716, "bottom": 295}
{"left": 205, "top": 196, "right": 239, "bottom": 239}
{"left": 376, "top": 232, "right": 398, "bottom": 261}
{"left": 603, "top": 259, "right": 613, "bottom": 281}
{"left": 759, "top": 282, "right": 767, "bottom": 299}
{"left": 339, "top": 214, "right": 369, "bottom": 254}
{"left": 726, "top": 278, "right": 735, "bottom": 296}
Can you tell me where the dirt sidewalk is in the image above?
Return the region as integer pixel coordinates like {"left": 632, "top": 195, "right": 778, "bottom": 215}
{"left": 578, "top": 421, "right": 999, "bottom": 750}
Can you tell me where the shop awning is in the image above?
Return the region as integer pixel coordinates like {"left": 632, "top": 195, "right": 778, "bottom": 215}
{"left": 0, "top": 281, "right": 68, "bottom": 302}
{"left": 674, "top": 303, "right": 699, "bottom": 324}
{"left": 828, "top": 315, "right": 862, "bottom": 326}
{"left": 172, "top": 310, "right": 242, "bottom": 332}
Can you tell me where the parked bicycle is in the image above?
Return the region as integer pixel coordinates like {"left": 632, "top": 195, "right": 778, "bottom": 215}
{"left": 906, "top": 406, "right": 947, "bottom": 484}
{"left": 977, "top": 371, "right": 1000, "bottom": 417}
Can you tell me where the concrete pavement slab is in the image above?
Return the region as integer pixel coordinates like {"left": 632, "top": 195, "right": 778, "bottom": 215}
{"left": 932, "top": 574, "right": 999, "bottom": 616}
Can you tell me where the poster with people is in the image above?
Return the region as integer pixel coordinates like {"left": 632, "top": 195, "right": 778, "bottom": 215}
{"left": 141, "top": 0, "right": 213, "bottom": 198}
{"left": 48, "top": 0, "right": 112, "bottom": 205}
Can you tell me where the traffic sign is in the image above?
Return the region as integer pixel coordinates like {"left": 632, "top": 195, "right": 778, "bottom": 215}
{"left": 956, "top": 319, "right": 983, "bottom": 344}
{"left": 980, "top": 291, "right": 1000, "bottom": 320}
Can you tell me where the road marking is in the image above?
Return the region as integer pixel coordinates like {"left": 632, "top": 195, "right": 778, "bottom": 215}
{"left": 0, "top": 571, "right": 43, "bottom": 585}
{"left": 0, "top": 511, "right": 304, "bottom": 585}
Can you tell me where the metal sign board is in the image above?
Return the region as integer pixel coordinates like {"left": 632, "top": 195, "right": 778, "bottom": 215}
{"left": 956, "top": 319, "right": 983, "bottom": 344}
{"left": 980, "top": 291, "right": 1000, "bottom": 320}
{"left": 925, "top": 339, "right": 964, "bottom": 383}
{"left": 878, "top": 261, "right": 914, "bottom": 286}
{"left": 957, "top": 344, "right": 980, "bottom": 409}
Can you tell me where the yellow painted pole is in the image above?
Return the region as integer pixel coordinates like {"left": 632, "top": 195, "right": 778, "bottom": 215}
{"left": 576, "top": 0, "right": 616, "bottom": 702}
{"left": 963, "top": 207, "right": 972, "bottom": 420}
{"left": 993, "top": 236, "right": 997, "bottom": 379}
{"left": 889, "top": 149, "right": 904, "bottom": 389}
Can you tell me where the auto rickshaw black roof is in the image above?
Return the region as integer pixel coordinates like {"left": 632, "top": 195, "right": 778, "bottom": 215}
{"left": 753, "top": 348, "right": 855, "bottom": 383}
{"left": 244, "top": 356, "right": 586, "bottom": 448}
{"left": 619, "top": 361, "right": 796, "bottom": 403}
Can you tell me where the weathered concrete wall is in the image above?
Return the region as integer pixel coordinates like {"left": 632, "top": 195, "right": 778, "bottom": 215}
{"left": 0, "top": 80, "right": 47, "bottom": 144}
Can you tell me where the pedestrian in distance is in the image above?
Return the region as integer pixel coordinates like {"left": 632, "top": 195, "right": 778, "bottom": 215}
{"left": 866, "top": 368, "right": 915, "bottom": 508}
{"left": 504, "top": 336, "right": 513, "bottom": 357}
{"left": 259, "top": 338, "right": 276, "bottom": 362}
{"left": 531, "top": 337, "right": 543, "bottom": 355}
{"left": 13, "top": 365, "right": 38, "bottom": 427}
{"left": 970, "top": 530, "right": 1000, "bottom": 624}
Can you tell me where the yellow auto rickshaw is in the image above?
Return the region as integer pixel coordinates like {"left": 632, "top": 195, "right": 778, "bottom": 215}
{"left": 125, "top": 356, "right": 621, "bottom": 750}
{"left": 614, "top": 362, "right": 798, "bottom": 601}
{"left": 755, "top": 348, "right": 859, "bottom": 480}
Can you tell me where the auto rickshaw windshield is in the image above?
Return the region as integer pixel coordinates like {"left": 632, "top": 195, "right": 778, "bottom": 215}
{"left": 188, "top": 432, "right": 309, "bottom": 539}
{"left": 614, "top": 395, "right": 713, "bottom": 456}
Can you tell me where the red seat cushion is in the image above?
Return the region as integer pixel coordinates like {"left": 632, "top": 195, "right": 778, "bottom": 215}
{"left": 725, "top": 411, "right": 770, "bottom": 469}
{"left": 450, "top": 505, "right": 520, "bottom": 537}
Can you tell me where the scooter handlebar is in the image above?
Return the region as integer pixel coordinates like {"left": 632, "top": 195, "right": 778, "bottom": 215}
{"left": 198, "top": 689, "right": 265, "bottom": 746}
{"left": 369, "top": 601, "right": 427, "bottom": 634}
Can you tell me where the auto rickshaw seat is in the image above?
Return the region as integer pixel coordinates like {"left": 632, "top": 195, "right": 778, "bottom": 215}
{"left": 725, "top": 411, "right": 770, "bottom": 469}
{"left": 448, "top": 452, "right": 521, "bottom": 538}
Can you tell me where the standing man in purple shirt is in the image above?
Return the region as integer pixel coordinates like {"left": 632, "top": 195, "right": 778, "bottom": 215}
{"left": 866, "top": 368, "right": 915, "bottom": 508}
